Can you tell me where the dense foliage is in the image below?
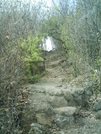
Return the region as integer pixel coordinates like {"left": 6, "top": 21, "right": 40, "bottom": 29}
{"left": 19, "top": 34, "right": 44, "bottom": 82}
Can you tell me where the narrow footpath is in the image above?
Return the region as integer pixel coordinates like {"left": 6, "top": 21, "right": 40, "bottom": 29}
{"left": 21, "top": 50, "right": 101, "bottom": 134}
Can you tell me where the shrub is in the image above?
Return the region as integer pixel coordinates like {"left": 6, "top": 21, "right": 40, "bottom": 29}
{"left": 19, "top": 34, "right": 44, "bottom": 83}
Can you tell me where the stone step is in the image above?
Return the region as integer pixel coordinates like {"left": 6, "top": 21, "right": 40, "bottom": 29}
{"left": 29, "top": 84, "right": 88, "bottom": 108}
{"left": 48, "top": 96, "right": 68, "bottom": 108}
{"left": 34, "top": 107, "right": 79, "bottom": 129}
{"left": 46, "top": 87, "right": 88, "bottom": 107}
{"left": 54, "top": 106, "right": 78, "bottom": 116}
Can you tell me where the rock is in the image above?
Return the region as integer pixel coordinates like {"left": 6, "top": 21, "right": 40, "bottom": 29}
{"left": 29, "top": 123, "right": 51, "bottom": 134}
{"left": 20, "top": 107, "right": 36, "bottom": 132}
{"left": 49, "top": 96, "right": 68, "bottom": 107}
{"left": 95, "top": 110, "right": 101, "bottom": 119}
{"left": 62, "top": 90, "right": 75, "bottom": 106}
{"left": 30, "top": 92, "right": 53, "bottom": 115}
{"left": 31, "top": 102, "right": 53, "bottom": 115}
{"left": 36, "top": 113, "right": 51, "bottom": 126}
{"left": 20, "top": 88, "right": 53, "bottom": 132}
{"left": 31, "top": 92, "right": 46, "bottom": 103}
{"left": 54, "top": 106, "right": 78, "bottom": 116}
{"left": 54, "top": 114, "right": 74, "bottom": 129}
{"left": 20, "top": 100, "right": 53, "bottom": 132}
{"left": 72, "top": 87, "right": 84, "bottom": 95}
{"left": 72, "top": 87, "right": 87, "bottom": 106}
{"left": 83, "top": 81, "right": 93, "bottom": 96}
{"left": 47, "top": 88, "right": 63, "bottom": 96}
{"left": 93, "top": 99, "right": 101, "bottom": 111}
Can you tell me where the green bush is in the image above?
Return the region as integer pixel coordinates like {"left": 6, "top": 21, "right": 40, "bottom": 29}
{"left": 19, "top": 34, "right": 44, "bottom": 83}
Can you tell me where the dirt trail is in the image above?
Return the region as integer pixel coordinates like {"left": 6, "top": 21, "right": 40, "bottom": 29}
{"left": 41, "top": 50, "right": 67, "bottom": 81}
{"left": 21, "top": 50, "right": 101, "bottom": 134}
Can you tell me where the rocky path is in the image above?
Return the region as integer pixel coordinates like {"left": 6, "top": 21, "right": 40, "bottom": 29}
{"left": 21, "top": 50, "right": 101, "bottom": 134}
